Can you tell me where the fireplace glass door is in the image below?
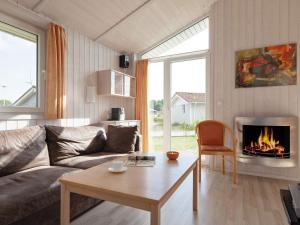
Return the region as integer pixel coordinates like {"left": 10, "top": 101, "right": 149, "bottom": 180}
{"left": 242, "top": 125, "right": 290, "bottom": 158}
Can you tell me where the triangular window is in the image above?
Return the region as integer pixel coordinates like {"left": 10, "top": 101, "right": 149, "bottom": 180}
{"left": 142, "top": 17, "right": 209, "bottom": 59}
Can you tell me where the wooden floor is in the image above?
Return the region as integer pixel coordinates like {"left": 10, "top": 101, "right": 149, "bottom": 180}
{"left": 72, "top": 167, "right": 291, "bottom": 225}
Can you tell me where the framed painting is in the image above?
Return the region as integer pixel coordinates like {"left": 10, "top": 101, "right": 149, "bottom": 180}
{"left": 235, "top": 43, "right": 297, "bottom": 88}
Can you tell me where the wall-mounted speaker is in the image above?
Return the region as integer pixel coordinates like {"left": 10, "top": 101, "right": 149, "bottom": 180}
{"left": 119, "top": 55, "right": 129, "bottom": 68}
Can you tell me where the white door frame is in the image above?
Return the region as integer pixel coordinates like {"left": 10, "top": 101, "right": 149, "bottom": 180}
{"left": 149, "top": 51, "right": 211, "bottom": 151}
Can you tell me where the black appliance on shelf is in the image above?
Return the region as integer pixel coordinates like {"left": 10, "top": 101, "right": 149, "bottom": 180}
{"left": 111, "top": 107, "right": 125, "bottom": 121}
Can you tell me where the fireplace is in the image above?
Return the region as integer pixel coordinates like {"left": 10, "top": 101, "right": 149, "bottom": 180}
{"left": 242, "top": 125, "right": 290, "bottom": 158}
{"left": 235, "top": 117, "right": 297, "bottom": 167}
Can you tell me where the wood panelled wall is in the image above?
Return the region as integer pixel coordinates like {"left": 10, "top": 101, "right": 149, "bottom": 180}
{"left": 210, "top": 0, "right": 300, "bottom": 180}
{"left": 0, "top": 28, "right": 135, "bottom": 130}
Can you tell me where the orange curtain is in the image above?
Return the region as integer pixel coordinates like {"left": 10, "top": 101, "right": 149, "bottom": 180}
{"left": 135, "top": 59, "right": 149, "bottom": 152}
{"left": 45, "top": 23, "right": 66, "bottom": 119}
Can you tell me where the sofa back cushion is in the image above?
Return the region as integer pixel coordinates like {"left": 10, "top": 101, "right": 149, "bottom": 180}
{"left": 0, "top": 125, "right": 49, "bottom": 177}
{"left": 45, "top": 125, "right": 106, "bottom": 163}
{"left": 104, "top": 125, "right": 138, "bottom": 153}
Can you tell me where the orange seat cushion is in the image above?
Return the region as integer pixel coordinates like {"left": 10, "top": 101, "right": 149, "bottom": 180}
{"left": 200, "top": 145, "right": 232, "bottom": 152}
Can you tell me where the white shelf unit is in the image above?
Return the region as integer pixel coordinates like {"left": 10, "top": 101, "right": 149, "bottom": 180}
{"left": 97, "top": 69, "right": 136, "bottom": 98}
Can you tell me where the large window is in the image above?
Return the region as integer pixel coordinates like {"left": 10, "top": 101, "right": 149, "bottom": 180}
{"left": 147, "top": 17, "right": 209, "bottom": 153}
{"left": 0, "top": 17, "right": 44, "bottom": 112}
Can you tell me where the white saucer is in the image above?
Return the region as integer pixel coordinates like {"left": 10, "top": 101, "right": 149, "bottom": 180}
{"left": 108, "top": 166, "right": 127, "bottom": 173}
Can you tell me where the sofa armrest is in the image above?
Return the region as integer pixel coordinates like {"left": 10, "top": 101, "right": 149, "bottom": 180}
{"left": 135, "top": 134, "right": 142, "bottom": 152}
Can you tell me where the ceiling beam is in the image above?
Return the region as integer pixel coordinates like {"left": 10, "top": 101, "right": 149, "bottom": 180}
{"left": 32, "top": 0, "right": 50, "bottom": 12}
{"left": 94, "top": 0, "right": 152, "bottom": 42}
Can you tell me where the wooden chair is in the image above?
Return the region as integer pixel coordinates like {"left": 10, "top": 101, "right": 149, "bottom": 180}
{"left": 195, "top": 120, "right": 237, "bottom": 184}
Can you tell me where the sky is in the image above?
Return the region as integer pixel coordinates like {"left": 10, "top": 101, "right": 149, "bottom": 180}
{"left": 148, "top": 29, "right": 208, "bottom": 101}
{"left": 0, "top": 30, "right": 37, "bottom": 105}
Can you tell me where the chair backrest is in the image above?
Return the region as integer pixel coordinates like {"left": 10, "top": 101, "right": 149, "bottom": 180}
{"left": 196, "top": 120, "right": 225, "bottom": 146}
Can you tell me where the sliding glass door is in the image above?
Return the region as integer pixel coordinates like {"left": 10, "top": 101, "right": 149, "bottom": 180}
{"left": 148, "top": 53, "right": 209, "bottom": 152}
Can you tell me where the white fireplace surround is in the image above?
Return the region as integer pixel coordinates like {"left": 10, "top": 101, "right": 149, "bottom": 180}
{"left": 235, "top": 117, "right": 298, "bottom": 168}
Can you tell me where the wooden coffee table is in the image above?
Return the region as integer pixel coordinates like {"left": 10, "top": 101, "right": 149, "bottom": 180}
{"left": 60, "top": 153, "right": 199, "bottom": 225}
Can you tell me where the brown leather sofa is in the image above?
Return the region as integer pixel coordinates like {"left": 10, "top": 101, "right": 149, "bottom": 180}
{"left": 0, "top": 125, "right": 140, "bottom": 225}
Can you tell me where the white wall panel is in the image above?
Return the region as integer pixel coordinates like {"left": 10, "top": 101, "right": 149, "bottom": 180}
{"left": 210, "top": 0, "right": 300, "bottom": 180}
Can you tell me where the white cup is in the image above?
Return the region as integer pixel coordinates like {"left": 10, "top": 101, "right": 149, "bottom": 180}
{"left": 111, "top": 161, "right": 123, "bottom": 171}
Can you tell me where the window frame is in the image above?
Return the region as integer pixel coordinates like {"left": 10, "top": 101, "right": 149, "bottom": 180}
{"left": 0, "top": 12, "right": 46, "bottom": 114}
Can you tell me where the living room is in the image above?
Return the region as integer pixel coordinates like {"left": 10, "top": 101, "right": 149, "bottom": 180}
{"left": 0, "top": 0, "right": 299, "bottom": 225}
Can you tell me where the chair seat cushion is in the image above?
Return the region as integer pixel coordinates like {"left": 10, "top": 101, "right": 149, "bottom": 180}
{"left": 200, "top": 145, "right": 233, "bottom": 152}
{"left": 54, "top": 152, "right": 126, "bottom": 169}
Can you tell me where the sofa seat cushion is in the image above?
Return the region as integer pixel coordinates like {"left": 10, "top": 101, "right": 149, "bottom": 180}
{"left": 0, "top": 126, "right": 49, "bottom": 177}
{"left": 0, "top": 166, "right": 80, "bottom": 225}
{"left": 54, "top": 152, "right": 126, "bottom": 169}
{"left": 45, "top": 125, "right": 107, "bottom": 164}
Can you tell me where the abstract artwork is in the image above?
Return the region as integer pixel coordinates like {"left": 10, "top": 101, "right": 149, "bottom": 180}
{"left": 235, "top": 43, "right": 297, "bottom": 88}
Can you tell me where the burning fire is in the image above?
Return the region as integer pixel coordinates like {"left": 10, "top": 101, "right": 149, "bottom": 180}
{"left": 249, "top": 127, "right": 285, "bottom": 154}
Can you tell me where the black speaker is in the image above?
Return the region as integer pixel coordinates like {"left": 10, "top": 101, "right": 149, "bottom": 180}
{"left": 119, "top": 55, "right": 129, "bottom": 68}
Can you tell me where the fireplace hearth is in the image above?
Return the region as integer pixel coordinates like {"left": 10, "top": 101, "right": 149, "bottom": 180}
{"left": 235, "top": 117, "right": 297, "bottom": 167}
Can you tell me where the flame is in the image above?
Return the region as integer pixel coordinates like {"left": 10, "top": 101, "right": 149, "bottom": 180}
{"left": 250, "top": 127, "right": 285, "bottom": 154}
{"left": 258, "top": 127, "right": 278, "bottom": 151}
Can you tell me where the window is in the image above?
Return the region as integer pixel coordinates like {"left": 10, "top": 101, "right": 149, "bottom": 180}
{"left": 182, "top": 105, "right": 186, "bottom": 113}
{"left": 0, "top": 15, "right": 45, "bottom": 113}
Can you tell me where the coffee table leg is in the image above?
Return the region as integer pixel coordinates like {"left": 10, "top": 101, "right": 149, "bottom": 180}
{"left": 193, "top": 160, "right": 199, "bottom": 211}
{"left": 150, "top": 205, "right": 161, "bottom": 225}
{"left": 61, "top": 183, "right": 70, "bottom": 225}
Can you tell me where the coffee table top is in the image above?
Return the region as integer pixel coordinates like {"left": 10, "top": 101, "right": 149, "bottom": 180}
{"left": 60, "top": 153, "right": 198, "bottom": 205}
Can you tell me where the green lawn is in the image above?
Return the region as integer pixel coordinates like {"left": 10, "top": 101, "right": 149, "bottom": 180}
{"left": 150, "top": 136, "right": 197, "bottom": 152}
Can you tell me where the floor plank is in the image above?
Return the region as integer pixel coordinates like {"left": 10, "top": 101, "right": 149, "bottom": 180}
{"left": 72, "top": 168, "right": 291, "bottom": 225}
